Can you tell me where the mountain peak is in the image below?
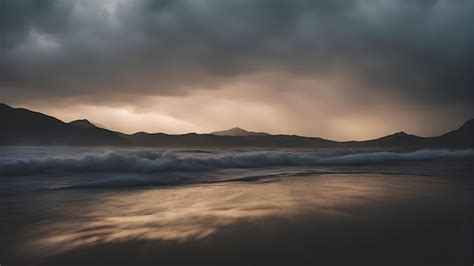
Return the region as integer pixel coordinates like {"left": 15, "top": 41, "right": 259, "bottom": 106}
{"left": 211, "top": 127, "right": 269, "bottom": 136}
{"left": 394, "top": 131, "right": 408, "bottom": 136}
{"left": 69, "top": 119, "right": 97, "bottom": 129}
{"left": 227, "top": 127, "right": 248, "bottom": 133}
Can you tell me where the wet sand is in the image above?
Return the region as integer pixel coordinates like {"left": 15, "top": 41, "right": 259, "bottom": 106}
{"left": 1, "top": 171, "right": 472, "bottom": 265}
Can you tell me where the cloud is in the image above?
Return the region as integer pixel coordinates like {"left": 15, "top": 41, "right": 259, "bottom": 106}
{"left": 1, "top": 0, "right": 473, "bottom": 138}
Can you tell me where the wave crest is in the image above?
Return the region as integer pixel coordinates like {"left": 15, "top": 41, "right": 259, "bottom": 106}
{"left": 1, "top": 149, "right": 473, "bottom": 176}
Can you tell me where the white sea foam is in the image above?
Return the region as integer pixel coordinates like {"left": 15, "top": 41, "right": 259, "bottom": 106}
{"left": 1, "top": 149, "right": 473, "bottom": 176}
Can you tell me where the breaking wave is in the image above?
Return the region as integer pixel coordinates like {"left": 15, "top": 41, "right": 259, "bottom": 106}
{"left": 1, "top": 149, "right": 473, "bottom": 176}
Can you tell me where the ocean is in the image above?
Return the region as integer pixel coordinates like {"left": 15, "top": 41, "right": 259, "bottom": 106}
{"left": 0, "top": 147, "right": 472, "bottom": 265}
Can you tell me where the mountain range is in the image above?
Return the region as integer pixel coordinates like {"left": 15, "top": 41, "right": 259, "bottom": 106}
{"left": 0, "top": 103, "right": 472, "bottom": 148}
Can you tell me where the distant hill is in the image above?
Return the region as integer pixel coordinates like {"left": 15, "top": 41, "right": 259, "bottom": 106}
{"left": 425, "top": 119, "right": 474, "bottom": 148}
{"left": 0, "top": 103, "right": 472, "bottom": 148}
{"left": 211, "top": 127, "right": 270, "bottom": 136}
{"left": 351, "top": 131, "right": 426, "bottom": 148}
{"left": 68, "top": 119, "right": 99, "bottom": 129}
{"left": 0, "top": 103, "right": 127, "bottom": 146}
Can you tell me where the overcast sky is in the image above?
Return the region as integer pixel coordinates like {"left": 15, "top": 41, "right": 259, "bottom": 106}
{"left": 1, "top": 0, "right": 473, "bottom": 140}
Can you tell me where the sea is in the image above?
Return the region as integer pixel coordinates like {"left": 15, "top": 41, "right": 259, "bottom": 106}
{"left": 0, "top": 147, "right": 472, "bottom": 265}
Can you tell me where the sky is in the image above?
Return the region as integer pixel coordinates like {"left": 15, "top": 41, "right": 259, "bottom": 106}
{"left": 1, "top": 0, "right": 473, "bottom": 140}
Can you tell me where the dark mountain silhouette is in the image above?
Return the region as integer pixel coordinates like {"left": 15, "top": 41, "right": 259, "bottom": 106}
{"left": 128, "top": 131, "right": 336, "bottom": 148}
{"left": 0, "top": 103, "right": 472, "bottom": 148}
{"left": 0, "top": 103, "right": 127, "bottom": 146}
{"left": 350, "top": 131, "right": 426, "bottom": 148}
{"left": 68, "top": 119, "right": 98, "bottom": 129}
{"left": 427, "top": 119, "right": 474, "bottom": 147}
{"left": 211, "top": 127, "right": 270, "bottom": 136}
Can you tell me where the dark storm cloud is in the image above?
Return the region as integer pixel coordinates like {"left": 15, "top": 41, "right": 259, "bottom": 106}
{"left": 1, "top": 0, "right": 473, "bottom": 108}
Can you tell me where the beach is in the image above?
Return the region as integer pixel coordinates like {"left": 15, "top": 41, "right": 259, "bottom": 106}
{"left": 0, "top": 148, "right": 472, "bottom": 265}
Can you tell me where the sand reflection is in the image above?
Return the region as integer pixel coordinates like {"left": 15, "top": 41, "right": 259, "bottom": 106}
{"left": 31, "top": 174, "right": 417, "bottom": 254}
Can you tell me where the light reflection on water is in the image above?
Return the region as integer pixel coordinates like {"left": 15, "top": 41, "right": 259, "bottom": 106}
{"left": 28, "top": 174, "right": 431, "bottom": 254}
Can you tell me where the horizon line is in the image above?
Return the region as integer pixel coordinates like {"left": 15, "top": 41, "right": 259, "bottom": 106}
{"left": 1, "top": 102, "right": 472, "bottom": 142}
